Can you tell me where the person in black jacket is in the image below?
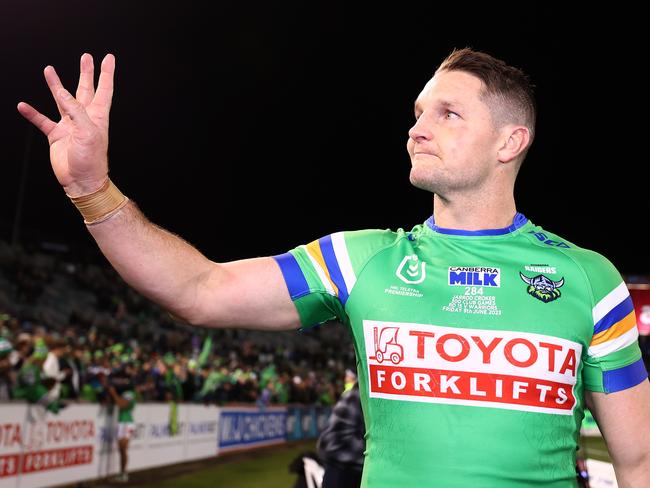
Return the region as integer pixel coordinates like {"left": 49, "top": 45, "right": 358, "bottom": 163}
{"left": 317, "top": 380, "right": 365, "bottom": 488}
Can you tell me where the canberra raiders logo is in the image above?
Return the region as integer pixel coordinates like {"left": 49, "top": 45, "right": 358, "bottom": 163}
{"left": 519, "top": 272, "right": 564, "bottom": 303}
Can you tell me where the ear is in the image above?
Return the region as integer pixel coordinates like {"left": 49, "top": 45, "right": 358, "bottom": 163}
{"left": 497, "top": 126, "right": 530, "bottom": 164}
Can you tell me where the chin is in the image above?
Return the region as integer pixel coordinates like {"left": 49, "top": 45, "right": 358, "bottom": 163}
{"left": 409, "top": 165, "right": 437, "bottom": 192}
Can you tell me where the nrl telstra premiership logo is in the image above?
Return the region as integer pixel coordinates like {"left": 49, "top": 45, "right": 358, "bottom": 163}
{"left": 396, "top": 255, "right": 426, "bottom": 284}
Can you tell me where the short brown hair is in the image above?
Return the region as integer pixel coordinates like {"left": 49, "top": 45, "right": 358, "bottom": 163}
{"left": 437, "top": 48, "right": 536, "bottom": 158}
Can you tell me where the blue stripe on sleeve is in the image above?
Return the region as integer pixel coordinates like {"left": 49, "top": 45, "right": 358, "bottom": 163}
{"left": 603, "top": 358, "right": 649, "bottom": 393}
{"left": 594, "top": 296, "right": 635, "bottom": 334}
{"left": 273, "top": 253, "right": 310, "bottom": 300}
{"left": 319, "top": 235, "right": 350, "bottom": 305}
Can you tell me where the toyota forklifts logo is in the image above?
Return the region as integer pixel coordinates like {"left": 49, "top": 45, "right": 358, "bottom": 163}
{"left": 369, "top": 326, "right": 404, "bottom": 365}
{"left": 396, "top": 255, "right": 426, "bottom": 284}
{"left": 363, "top": 320, "right": 582, "bottom": 415}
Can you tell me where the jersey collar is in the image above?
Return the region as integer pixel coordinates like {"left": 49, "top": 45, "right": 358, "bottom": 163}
{"left": 425, "top": 212, "right": 529, "bottom": 236}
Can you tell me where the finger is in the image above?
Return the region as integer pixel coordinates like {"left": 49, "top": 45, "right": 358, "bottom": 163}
{"left": 16, "top": 102, "right": 57, "bottom": 136}
{"left": 76, "top": 53, "right": 95, "bottom": 106}
{"left": 54, "top": 86, "right": 96, "bottom": 129}
{"left": 93, "top": 54, "right": 115, "bottom": 110}
{"left": 43, "top": 65, "right": 68, "bottom": 118}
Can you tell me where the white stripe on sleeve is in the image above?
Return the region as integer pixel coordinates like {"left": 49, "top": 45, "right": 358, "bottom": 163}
{"left": 301, "top": 245, "right": 336, "bottom": 297}
{"left": 331, "top": 232, "right": 356, "bottom": 295}
{"left": 592, "top": 282, "right": 629, "bottom": 325}
{"left": 588, "top": 326, "right": 639, "bottom": 358}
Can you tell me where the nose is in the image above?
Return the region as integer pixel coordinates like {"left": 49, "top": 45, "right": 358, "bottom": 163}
{"left": 408, "top": 114, "right": 433, "bottom": 143}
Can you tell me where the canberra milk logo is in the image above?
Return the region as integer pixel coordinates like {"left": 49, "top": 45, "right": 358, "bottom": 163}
{"left": 396, "top": 255, "right": 426, "bottom": 284}
{"left": 448, "top": 267, "right": 501, "bottom": 287}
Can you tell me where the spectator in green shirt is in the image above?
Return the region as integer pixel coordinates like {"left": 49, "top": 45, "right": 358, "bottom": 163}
{"left": 12, "top": 339, "right": 64, "bottom": 413}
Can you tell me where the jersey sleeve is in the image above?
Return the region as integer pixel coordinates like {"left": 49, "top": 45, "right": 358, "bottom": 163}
{"left": 273, "top": 229, "right": 397, "bottom": 328}
{"left": 580, "top": 252, "right": 648, "bottom": 393}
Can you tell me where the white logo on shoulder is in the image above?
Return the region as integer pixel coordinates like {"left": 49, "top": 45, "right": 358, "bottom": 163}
{"left": 396, "top": 255, "right": 426, "bottom": 284}
{"left": 524, "top": 265, "right": 557, "bottom": 274}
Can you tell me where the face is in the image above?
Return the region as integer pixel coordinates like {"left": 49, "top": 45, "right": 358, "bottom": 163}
{"left": 407, "top": 70, "right": 501, "bottom": 197}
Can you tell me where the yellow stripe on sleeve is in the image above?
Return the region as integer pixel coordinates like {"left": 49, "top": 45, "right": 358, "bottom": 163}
{"left": 305, "top": 240, "right": 339, "bottom": 296}
{"left": 590, "top": 311, "right": 637, "bottom": 346}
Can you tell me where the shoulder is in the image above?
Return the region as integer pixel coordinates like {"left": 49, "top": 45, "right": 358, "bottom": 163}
{"left": 523, "top": 222, "right": 624, "bottom": 301}
{"left": 284, "top": 227, "right": 406, "bottom": 278}
{"left": 317, "top": 228, "right": 403, "bottom": 251}
{"left": 336, "top": 228, "right": 404, "bottom": 262}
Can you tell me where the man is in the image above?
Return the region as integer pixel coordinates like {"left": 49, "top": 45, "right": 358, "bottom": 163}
{"left": 12, "top": 339, "right": 64, "bottom": 413}
{"left": 103, "top": 367, "right": 136, "bottom": 483}
{"left": 317, "top": 380, "right": 365, "bottom": 488}
{"left": 42, "top": 338, "right": 69, "bottom": 401}
{"left": 17, "top": 48, "right": 650, "bottom": 486}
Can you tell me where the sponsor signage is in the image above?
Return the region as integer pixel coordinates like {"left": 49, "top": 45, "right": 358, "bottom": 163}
{"left": 1, "top": 403, "right": 221, "bottom": 488}
{"left": 364, "top": 320, "right": 581, "bottom": 415}
{"left": 218, "top": 407, "right": 286, "bottom": 452}
{"left": 448, "top": 267, "right": 501, "bottom": 287}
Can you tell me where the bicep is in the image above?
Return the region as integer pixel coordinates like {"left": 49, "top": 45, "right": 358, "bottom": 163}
{"left": 195, "top": 256, "right": 301, "bottom": 330}
{"left": 585, "top": 379, "right": 650, "bottom": 468}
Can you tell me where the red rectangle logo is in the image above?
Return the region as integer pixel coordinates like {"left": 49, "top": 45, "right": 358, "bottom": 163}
{"left": 370, "top": 364, "right": 575, "bottom": 413}
{"left": 364, "top": 320, "right": 581, "bottom": 414}
{"left": 0, "top": 454, "right": 20, "bottom": 477}
{"left": 1, "top": 446, "right": 95, "bottom": 478}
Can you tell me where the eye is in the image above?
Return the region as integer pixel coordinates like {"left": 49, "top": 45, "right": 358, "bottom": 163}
{"left": 445, "top": 110, "right": 460, "bottom": 120}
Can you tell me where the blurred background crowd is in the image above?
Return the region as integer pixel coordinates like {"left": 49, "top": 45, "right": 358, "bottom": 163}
{"left": 0, "top": 239, "right": 357, "bottom": 412}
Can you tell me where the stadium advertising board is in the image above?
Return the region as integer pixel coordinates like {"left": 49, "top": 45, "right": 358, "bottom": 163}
{"left": 218, "top": 407, "right": 286, "bottom": 453}
{"left": 285, "top": 406, "right": 332, "bottom": 441}
{"left": 97, "top": 403, "right": 219, "bottom": 475}
{"left": 2, "top": 403, "right": 335, "bottom": 487}
{"left": 1, "top": 403, "right": 219, "bottom": 488}
{"left": 183, "top": 404, "right": 221, "bottom": 461}
{"left": 0, "top": 404, "right": 99, "bottom": 488}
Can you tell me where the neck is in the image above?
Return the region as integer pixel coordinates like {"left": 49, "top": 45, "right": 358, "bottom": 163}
{"left": 432, "top": 190, "right": 517, "bottom": 231}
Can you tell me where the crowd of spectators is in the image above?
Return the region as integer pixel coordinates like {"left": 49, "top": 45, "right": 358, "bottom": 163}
{"left": 0, "top": 239, "right": 356, "bottom": 411}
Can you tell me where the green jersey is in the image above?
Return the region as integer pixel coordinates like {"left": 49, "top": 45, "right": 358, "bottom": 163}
{"left": 118, "top": 390, "right": 136, "bottom": 423}
{"left": 13, "top": 361, "right": 47, "bottom": 404}
{"left": 13, "top": 360, "right": 63, "bottom": 413}
{"left": 273, "top": 214, "right": 647, "bottom": 487}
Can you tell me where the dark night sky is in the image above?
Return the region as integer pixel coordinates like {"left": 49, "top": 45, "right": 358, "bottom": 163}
{"left": 0, "top": 2, "right": 647, "bottom": 273}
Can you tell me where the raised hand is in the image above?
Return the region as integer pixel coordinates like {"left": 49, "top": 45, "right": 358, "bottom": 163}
{"left": 17, "top": 53, "right": 115, "bottom": 197}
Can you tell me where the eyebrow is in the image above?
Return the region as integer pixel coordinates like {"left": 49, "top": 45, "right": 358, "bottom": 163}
{"left": 414, "top": 99, "right": 463, "bottom": 113}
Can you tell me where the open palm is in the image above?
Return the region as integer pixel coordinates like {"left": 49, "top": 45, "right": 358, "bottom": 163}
{"left": 17, "top": 53, "right": 115, "bottom": 197}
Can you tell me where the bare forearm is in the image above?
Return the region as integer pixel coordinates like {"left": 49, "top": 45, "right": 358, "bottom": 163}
{"left": 86, "top": 200, "right": 216, "bottom": 323}
{"left": 612, "top": 433, "right": 650, "bottom": 487}
{"left": 615, "top": 454, "right": 650, "bottom": 488}
{"left": 588, "top": 381, "right": 650, "bottom": 488}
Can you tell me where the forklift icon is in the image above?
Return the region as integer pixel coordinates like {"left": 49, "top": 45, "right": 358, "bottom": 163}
{"left": 371, "top": 326, "right": 404, "bottom": 364}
